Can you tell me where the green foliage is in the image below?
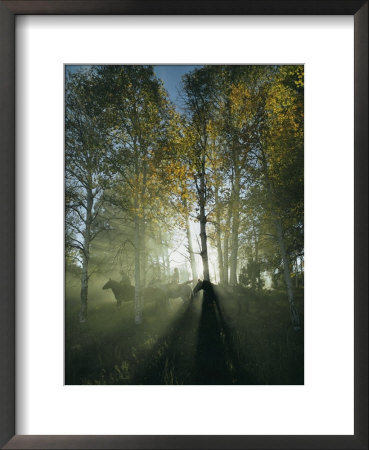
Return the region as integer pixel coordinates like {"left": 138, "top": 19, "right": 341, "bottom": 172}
{"left": 65, "top": 64, "right": 304, "bottom": 327}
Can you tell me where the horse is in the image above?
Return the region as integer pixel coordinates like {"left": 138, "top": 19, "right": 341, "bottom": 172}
{"left": 193, "top": 279, "right": 213, "bottom": 296}
{"left": 102, "top": 279, "right": 134, "bottom": 308}
{"left": 193, "top": 279, "right": 245, "bottom": 316}
{"left": 192, "top": 279, "right": 223, "bottom": 309}
{"left": 166, "top": 281, "right": 193, "bottom": 304}
{"left": 151, "top": 280, "right": 193, "bottom": 307}
{"left": 103, "top": 278, "right": 193, "bottom": 310}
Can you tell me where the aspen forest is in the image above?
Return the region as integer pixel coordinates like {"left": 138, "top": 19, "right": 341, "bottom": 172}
{"left": 65, "top": 65, "right": 304, "bottom": 385}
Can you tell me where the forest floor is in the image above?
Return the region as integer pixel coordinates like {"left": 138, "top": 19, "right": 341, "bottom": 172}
{"left": 65, "top": 285, "right": 304, "bottom": 385}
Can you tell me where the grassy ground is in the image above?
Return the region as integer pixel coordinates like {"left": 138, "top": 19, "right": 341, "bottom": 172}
{"left": 65, "top": 283, "right": 304, "bottom": 385}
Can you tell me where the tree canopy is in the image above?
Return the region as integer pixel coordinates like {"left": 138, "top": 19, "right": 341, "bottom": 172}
{"left": 65, "top": 64, "right": 304, "bottom": 329}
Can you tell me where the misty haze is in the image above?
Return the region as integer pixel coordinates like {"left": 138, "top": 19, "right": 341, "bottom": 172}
{"left": 65, "top": 65, "right": 304, "bottom": 385}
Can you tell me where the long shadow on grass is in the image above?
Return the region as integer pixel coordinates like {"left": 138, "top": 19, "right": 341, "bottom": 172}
{"left": 192, "top": 284, "right": 252, "bottom": 384}
{"left": 132, "top": 300, "right": 201, "bottom": 384}
{"left": 132, "top": 284, "right": 255, "bottom": 385}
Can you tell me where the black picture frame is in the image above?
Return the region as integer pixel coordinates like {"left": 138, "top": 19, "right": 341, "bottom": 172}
{"left": 0, "top": 1, "right": 367, "bottom": 449}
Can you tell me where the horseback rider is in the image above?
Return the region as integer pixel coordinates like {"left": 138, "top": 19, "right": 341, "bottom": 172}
{"left": 120, "top": 270, "right": 131, "bottom": 286}
{"left": 171, "top": 268, "right": 179, "bottom": 284}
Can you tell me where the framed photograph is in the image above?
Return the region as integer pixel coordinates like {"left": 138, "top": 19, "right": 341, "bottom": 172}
{"left": 1, "top": 1, "right": 367, "bottom": 449}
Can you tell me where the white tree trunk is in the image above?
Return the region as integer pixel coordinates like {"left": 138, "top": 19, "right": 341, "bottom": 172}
{"left": 295, "top": 257, "right": 299, "bottom": 288}
{"left": 79, "top": 188, "right": 92, "bottom": 323}
{"left": 140, "top": 217, "right": 146, "bottom": 310}
{"left": 165, "top": 242, "right": 170, "bottom": 281}
{"left": 199, "top": 154, "right": 210, "bottom": 281}
{"left": 134, "top": 142, "right": 142, "bottom": 325}
{"left": 159, "top": 229, "right": 166, "bottom": 279}
{"left": 275, "top": 219, "right": 300, "bottom": 330}
{"left": 134, "top": 212, "right": 142, "bottom": 325}
{"left": 185, "top": 214, "right": 197, "bottom": 282}
{"left": 215, "top": 188, "right": 224, "bottom": 284}
{"left": 79, "top": 256, "right": 89, "bottom": 323}
{"left": 230, "top": 169, "right": 240, "bottom": 286}
{"left": 223, "top": 205, "right": 232, "bottom": 285}
{"left": 261, "top": 148, "right": 301, "bottom": 330}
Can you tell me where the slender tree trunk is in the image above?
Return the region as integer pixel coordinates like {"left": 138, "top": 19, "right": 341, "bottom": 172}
{"left": 301, "top": 258, "right": 304, "bottom": 286}
{"left": 215, "top": 230, "right": 224, "bottom": 284}
{"left": 223, "top": 204, "right": 232, "bottom": 285}
{"left": 140, "top": 219, "right": 146, "bottom": 285}
{"left": 185, "top": 213, "right": 197, "bottom": 282}
{"left": 79, "top": 253, "right": 89, "bottom": 323}
{"left": 199, "top": 152, "right": 210, "bottom": 281}
{"left": 79, "top": 187, "right": 93, "bottom": 323}
{"left": 134, "top": 212, "right": 142, "bottom": 324}
{"left": 134, "top": 143, "right": 142, "bottom": 325}
{"left": 162, "top": 254, "right": 166, "bottom": 279}
{"left": 159, "top": 232, "right": 170, "bottom": 281}
{"left": 140, "top": 158, "right": 148, "bottom": 291}
{"left": 154, "top": 254, "right": 160, "bottom": 281}
{"left": 215, "top": 187, "right": 224, "bottom": 284}
{"left": 140, "top": 217, "right": 146, "bottom": 310}
{"left": 295, "top": 257, "right": 299, "bottom": 288}
{"left": 165, "top": 239, "right": 170, "bottom": 281}
{"left": 158, "top": 229, "right": 165, "bottom": 279}
{"left": 261, "top": 148, "right": 300, "bottom": 330}
{"left": 199, "top": 207, "right": 210, "bottom": 281}
{"left": 230, "top": 166, "right": 240, "bottom": 286}
{"left": 255, "top": 232, "right": 261, "bottom": 290}
{"left": 275, "top": 219, "right": 300, "bottom": 330}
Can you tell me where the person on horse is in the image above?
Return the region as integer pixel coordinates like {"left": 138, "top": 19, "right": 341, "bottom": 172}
{"left": 120, "top": 270, "right": 131, "bottom": 286}
{"left": 171, "top": 268, "right": 179, "bottom": 284}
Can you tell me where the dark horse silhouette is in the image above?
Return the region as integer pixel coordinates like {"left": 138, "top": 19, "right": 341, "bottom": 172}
{"left": 154, "top": 281, "right": 193, "bottom": 306}
{"left": 102, "top": 279, "right": 134, "bottom": 307}
{"left": 193, "top": 279, "right": 213, "bottom": 296}
{"left": 103, "top": 279, "right": 193, "bottom": 309}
